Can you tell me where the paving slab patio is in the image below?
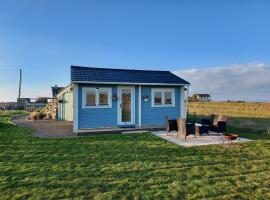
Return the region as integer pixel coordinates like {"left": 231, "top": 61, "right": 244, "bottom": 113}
{"left": 151, "top": 131, "right": 253, "bottom": 147}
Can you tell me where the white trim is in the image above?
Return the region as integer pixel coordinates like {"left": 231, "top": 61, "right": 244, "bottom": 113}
{"left": 185, "top": 86, "right": 189, "bottom": 118}
{"left": 56, "top": 84, "right": 72, "bottom": 98}
{"left": 82, "top": 87, "right": 112, "bottom": 109}
{"left": 138, "top": 85, "right": 141, "bottom": 126}
{"left": 73, "top": 84, "right": 79, "bottom": 133}
{"left": 72, "top": 81, "right": 190, "bottom": 86}
{"left": 180, "top": 86, "right": 185, "bottom": 118}
{"left": 132, "top": 86, "right": 135, "bottom": 124}
{"left": 117, "top": 86, "right": 120, "bottom": 125}
{"left": 117, "top": 86, "right": 135, "bottom": 125}
{"left": 151, "top": 88, "right": 175, "bottom": 107}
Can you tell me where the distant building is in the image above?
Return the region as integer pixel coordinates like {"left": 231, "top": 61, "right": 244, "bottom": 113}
{"left": 17, "top": 98, "right": 31, "bottom": 104}
{"left": 51, "top": 85, "right": 64, "bottom": 98}
{"left": 196, "top": 93, "right": 211, "bottom": 102}
{"left": 0, "top": 102, "right": 18, "bottom": 110}
{"left": 16, "top": 97, "right": 51, "bottom": 111}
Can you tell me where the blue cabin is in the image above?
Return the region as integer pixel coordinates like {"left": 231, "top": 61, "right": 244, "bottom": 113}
{"left": 57, "top": 66, "right": 190, "bottom": 133}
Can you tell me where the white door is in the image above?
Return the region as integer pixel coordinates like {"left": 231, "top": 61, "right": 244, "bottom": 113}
{"left": 118, "top": 86, "right": 135, "bottom": 126}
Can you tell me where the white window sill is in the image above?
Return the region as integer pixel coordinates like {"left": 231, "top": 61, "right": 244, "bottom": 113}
{"left": 83, "top": 105, "right": 112, "bottom": 109}
{"left": 152, "top": 104, "right": 175, "bottom": 108}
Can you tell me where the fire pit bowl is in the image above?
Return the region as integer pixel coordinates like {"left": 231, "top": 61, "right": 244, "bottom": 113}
{"left": 223, "top": 134, "right": 238, "bottom": 140}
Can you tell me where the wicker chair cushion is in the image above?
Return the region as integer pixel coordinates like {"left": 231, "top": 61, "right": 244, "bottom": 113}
{"left": 218, "top": 115, "right": 227, "bottom": 122}
{"left": 213, "top": 115, "right": 219, "bottom": 126}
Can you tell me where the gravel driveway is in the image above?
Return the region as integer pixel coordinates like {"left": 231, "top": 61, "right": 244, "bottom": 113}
{"left": 12, "top": 115, "right": 75, "bottom": 138}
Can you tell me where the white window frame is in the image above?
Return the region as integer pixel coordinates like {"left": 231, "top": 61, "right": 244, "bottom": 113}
{"left": 151, "top": 88, "right": 175, "bottom": 107}
{"left": 82, "top": 87, "right": 112, "bottom": 109}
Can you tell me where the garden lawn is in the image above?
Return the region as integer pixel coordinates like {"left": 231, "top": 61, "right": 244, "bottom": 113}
{"left": 1, "top": 111, "right": 270, "bottom": 199}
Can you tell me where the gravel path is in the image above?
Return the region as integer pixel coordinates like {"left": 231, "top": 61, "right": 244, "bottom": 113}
{"left": 12, "top": 115, "right": 75, "bottom": 138}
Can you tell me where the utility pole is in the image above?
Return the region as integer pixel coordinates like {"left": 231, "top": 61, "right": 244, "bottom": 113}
{"left": 18, "top": 68, "right": 22, "bottom": 102}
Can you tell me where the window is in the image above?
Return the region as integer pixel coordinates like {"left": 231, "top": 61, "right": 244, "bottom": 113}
{"left": 82, "top": 87, "right": 112, "bottom": 108}
{"left": 99, "top": 90, "right": 109, "bottom": 105}
{"left": 154, "top": 92, "right": 162, "bottom": 105}
{"left": 86, "top": 90, "right": 96, "bottom": 106}
{"left": 151, "top": 88, "right": 175, "bottom": 107}
{"left": 164, "top": 92, "right": 172, "bottom": 105}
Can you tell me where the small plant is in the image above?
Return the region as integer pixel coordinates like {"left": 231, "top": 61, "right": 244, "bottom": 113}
{"left": 31, "top": 112, "right": 38, "bottom": 120}
{"left": 38, "top": 112, "right": 46, "bottom": 120}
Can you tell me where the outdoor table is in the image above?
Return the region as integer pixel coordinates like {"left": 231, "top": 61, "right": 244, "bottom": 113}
{"left": 195, "top": 123, "right": 209, "bottom": 135}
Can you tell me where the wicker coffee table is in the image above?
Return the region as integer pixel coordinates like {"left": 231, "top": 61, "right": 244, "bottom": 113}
{"left": 195, "top": 123, "right": 209, "bottom": 135}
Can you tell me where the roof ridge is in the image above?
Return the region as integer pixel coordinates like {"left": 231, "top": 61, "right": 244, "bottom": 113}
{"left": 71, "top": 65, "right": 171, "bottom": 73}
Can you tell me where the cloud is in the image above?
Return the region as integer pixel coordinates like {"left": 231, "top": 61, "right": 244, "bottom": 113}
{"left": 174, "top": 63, "right": 270, "bottom": 102}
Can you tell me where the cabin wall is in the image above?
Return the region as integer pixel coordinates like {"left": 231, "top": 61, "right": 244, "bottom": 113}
{"left": 57, "top": 89, "right": 73, "bottom": 121}
{"left": 140, "top": 86, "right": 181, "bottom": 125}
{"left": 78, "top": 84, "right": 118, "bottom": 128}
{"left": 75, "top": 84, "right": 182, "bottom": 129}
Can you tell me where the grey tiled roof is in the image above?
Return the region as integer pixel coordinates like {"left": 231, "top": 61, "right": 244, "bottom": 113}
{"left": 51, "top": 86, "right": 64, "bottom": 97}
{"left": 197, "top": 94, "right": 210, "bottom": 97}
{"left": 71, "top": 66, "right": 190, "bottom": 85}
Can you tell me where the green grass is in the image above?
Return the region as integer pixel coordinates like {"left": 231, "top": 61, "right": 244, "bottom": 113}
{"left": 1, "top": 111, "right": 270, "bottom": 199}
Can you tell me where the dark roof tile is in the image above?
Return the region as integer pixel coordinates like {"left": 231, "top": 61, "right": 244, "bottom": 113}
{"left": 71, "top": 66, "right": 190, "bottom": 85}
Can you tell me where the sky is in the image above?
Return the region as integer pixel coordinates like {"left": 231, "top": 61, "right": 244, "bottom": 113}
{"left": 0, "top": 0, "right": 270, "bottom": 102}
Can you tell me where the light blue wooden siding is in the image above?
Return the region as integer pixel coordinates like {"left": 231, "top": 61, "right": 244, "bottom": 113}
{"left": 141, "top": 86, "right": 180, "bottom": 125}
{"left": 57, "top": 99, "right": 64, "bottom": 120}
{"left": 78, "top": 84, "right": 118, "bottom": 129}
{"left": 77, "top": 84, "right": 181, "bottom": 129}
{"left": 57, "top": 90, "right": 73, "bottom": 121}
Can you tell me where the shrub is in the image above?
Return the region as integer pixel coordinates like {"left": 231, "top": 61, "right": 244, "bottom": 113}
{"left": 31, "top": 112, "right": 38, "bottom": 120}
{"left": 38, "top": 112, "right": 46, "bottom": 120}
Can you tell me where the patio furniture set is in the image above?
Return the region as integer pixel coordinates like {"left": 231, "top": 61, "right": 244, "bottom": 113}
{"left": 166, "top": 114, "right": 230, "bottom": 141}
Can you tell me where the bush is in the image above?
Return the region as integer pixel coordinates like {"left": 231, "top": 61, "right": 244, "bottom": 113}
{"left": 31, "top": 112, "right": 38, "bottom": 120}
{"left": 38, "top": 112, "right": 46, "bottom": 120}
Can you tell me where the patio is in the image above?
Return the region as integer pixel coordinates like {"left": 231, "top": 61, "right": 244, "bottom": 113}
{"left": 151, "top": 131, "right": 253, "bottom": 147}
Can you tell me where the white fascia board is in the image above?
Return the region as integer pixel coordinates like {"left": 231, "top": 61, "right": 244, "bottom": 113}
{"left": 138, "top": 85, "right": 141, "bottom": 126}
{"left": 73, "top": 84, "right": 79, "bottom": 133}
{"left": 56, "top": 84, "right": 72, "bottom": 98}
{"left": 71, "top": 81, "right": 190, "bottom": 86}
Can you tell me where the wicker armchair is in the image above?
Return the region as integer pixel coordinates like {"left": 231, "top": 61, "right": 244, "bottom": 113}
{"left": 165, "top": 117, "right": 178, "bottom": 136}
{"left": 202, "top": 114, "right": 227, "bottom": 133}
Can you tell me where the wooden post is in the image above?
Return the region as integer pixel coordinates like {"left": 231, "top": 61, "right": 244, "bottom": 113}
{"left": 180, "top": 86, "right": 185, "bottom": 118}
{"left": 18, "top": 68, "right": 22, "bottom": 102}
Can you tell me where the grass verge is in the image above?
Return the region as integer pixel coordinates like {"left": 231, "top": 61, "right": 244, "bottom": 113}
{"left": 1, "top": 111, "right": 270, "bottom": 199}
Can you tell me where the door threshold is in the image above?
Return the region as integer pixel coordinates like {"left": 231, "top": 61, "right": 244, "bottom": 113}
{"left": 118, "top": 125, "right": 136, "bottom": 128}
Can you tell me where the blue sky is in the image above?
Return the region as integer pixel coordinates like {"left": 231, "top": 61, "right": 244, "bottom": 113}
{"left": 0, "top": 0, "right": 270, "bottom": 101}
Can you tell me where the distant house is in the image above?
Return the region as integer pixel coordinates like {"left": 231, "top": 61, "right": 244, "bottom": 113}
{"left": 57, "top": 66, "right": 190, "bottom": 133}
{"left": 17, "top": 98, "right": 31, "bottom": 104}
{"left": 51, "top": 85, "right": 64, "bottom": 98}
{"left": 17, "top": 97, "right": 51, "bottom": 111}
{"left": 196, "top": 93, "right": 211, "bottom": 102}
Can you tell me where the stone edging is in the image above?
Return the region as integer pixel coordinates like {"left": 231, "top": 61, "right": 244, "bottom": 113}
{"left": 9, "top": 114, "right": 29, "bottom": 125}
